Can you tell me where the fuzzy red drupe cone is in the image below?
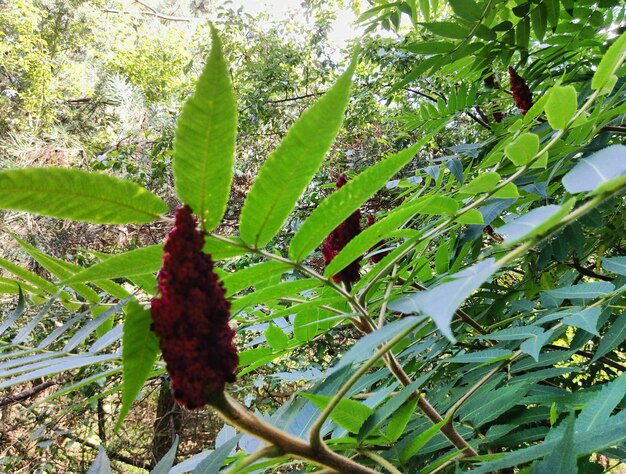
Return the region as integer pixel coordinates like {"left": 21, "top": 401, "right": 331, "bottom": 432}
{"left": 508, "top": 66, "right": 533, "bottom": 115}
{"left": 322, "top": 174, "right": 362, "bottom": 285}
{"left": 150, "top": 205, "right": 238, "bottom": 410}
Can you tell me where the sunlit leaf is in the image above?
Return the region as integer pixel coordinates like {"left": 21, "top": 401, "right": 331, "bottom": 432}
{"left": 0, "top": 168, "right": 166, "bottom": 223}
{"left": 239, "top": 58, "right": 356, "bottom": 248}
{"left": 173, "top": 27, "right": 237, "bottom": 231}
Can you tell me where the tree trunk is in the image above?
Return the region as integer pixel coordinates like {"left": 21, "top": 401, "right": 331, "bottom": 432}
{"left": 151, "top": 379, "right": 182, "bottom": 463}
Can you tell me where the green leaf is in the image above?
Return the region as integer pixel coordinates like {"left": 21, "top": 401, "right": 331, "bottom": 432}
{"left": 498, "top": 203, "right": 572, "bottom": 245}
{"left": 562, "top": 145, "right": 626, "bottom": 194}
{"left": 459, "top": 384, "right": 529, "bottom": 428}
{"left": 231, "top": 279, "right": 321, "bottom": 312}
{"left": 530, "top": 2, "right": 547, "bottom": 40}
{"left": 459, "top": 172, "right": 500, "bottom": 194}
{"left": 290, "top": 128, "right": 443, "bottom": 262}
{"left": 323, "top": 199, "right": 425, "bottom": 277}
{"left": 191, "top": 434, "right": 242, "bottom": 473}
{"left": 545, "top": 0, "right": 559, "bottom": 28}
{"left": 592, "top": 314, "right": 626, "bottom": 362}
{"left": 455, "top": 209, "right": 484, "bottom": 224}
{"left": 602, "top": 256, "right": 626, "bottom": 276}
{"left": 449, "top": 0, "right": 480, "bottom": 21}
{"left": 265, "top": 323, "right": 289, "bottom": 351}
{"left": 577, "top": 377, "right": 626, "bottom": 433}
{"left": 562, "top": 307, "right": 601, "bottom": 335}
{"left": 151, "top": 435, "right": 179, "bottom": 474}
{"left": 62, "top": 245, "right": 163, "bottom": 285}
{"left": 358, "top": 374, "right": 431, "bottom": 442}
{"left": 421, "top": 22, "right": 470, "bottom": 39}
{"left": 534, "top": 413, "right": 576, "bottom": 474}
{"left": 9, "top": 232, "right": 100, "bottom": 303}
{"left": 516, "top": 16, "right": 530, "bottom": 48}
{"left": 486, "top": 326, "right": 544, "bottom": 341}
{"left": 386, "top": 398, "right": 418, "bottom": 442}
{"left": 173, "top": 26, "right": 237, "bottom": 231}
{"left": 520, "top": 329, "right": 553, "bottom": 361}
{"left": 327, "top": 317, "right": 423, "bottom": 376}
{"left": 0, "top": 168, "right": 166, "bottom": 224}
{"left": 403, "top": 41, "right": 455, "bottom": 55}
{"left": 239, "top": 59, "right": 356, "bottom": 248}
{"left": 543, "top": 282, "right": 615, "bottom": 301}
{"left": 116, "top": 300, "right": 160, "bottom": 431}
{"left": 505, "top": 133, "right": 540, "bottom": 166}
{"left": 400, "top": 416, "right": 449, "bottom": 462}
{"left": 447, "top": 348, "right": 513, "bottom": 364}
{"left": 293, "top": 308, "right": 325, "bottom": 342}
{"left": 389, "top": 258, "right": 496, "bottom": 341}
{"left": 301, "top": 393, "right": 373, "bottom": 433}
{"left": 545, "top": 85, "right": 577, "bottom": 130}
{"left": 221, "top": 261, "right": 291, "bottom": 297}
{"left": 0, "top": 256, "right": 76, "bottom": 307}
{"left": 591, "top": 31, "right": 626, "bottom": 92}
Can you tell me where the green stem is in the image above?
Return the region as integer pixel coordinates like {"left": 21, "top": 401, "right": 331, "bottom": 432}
{"left": 309, "top": 319, "right": 421, "bottom": 450}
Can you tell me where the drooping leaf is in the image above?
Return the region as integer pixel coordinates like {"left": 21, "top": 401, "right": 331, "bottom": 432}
{"left": 173, "top": 26, "right": 237, "bottom": 231}
{"left": 116, "top": 300, "right": 160, "bottom": 430}
{"left": 0, "top": 168, "right": 166, "bottom": 224}
{"left": 448, "top": 0, "right": 480, "bottom": 21}
{"left": 562, "top": 307, "right": 601, "bottom": 335}
{"left": 520, "top": 329, "right": 553, "bottom": 361}
{"left": 592, "top": 313, "right": 626, "bottom": 362}
{"left": 239, "top": 59, "right": 356, "bottom": 248}
{"left": 562, "top": 145, "right": 626, "bottom": 194}
{"left": 389, "top": 258, "right": 496, "bottom": 341}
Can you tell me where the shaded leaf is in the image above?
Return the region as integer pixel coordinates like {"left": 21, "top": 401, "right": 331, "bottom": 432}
{"left": 86, "top": 446, "right": 112, "bottom": 474}
{"left": 389, "top": 258, "right": 496, "bottom": 341}
{"left": 562, "top": 145, "right": 626, "bottom": 194}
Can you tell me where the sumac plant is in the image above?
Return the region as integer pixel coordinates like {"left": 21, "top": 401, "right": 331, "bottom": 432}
{"left": 1, "top": 20, "right": 626, "bottom": 474}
